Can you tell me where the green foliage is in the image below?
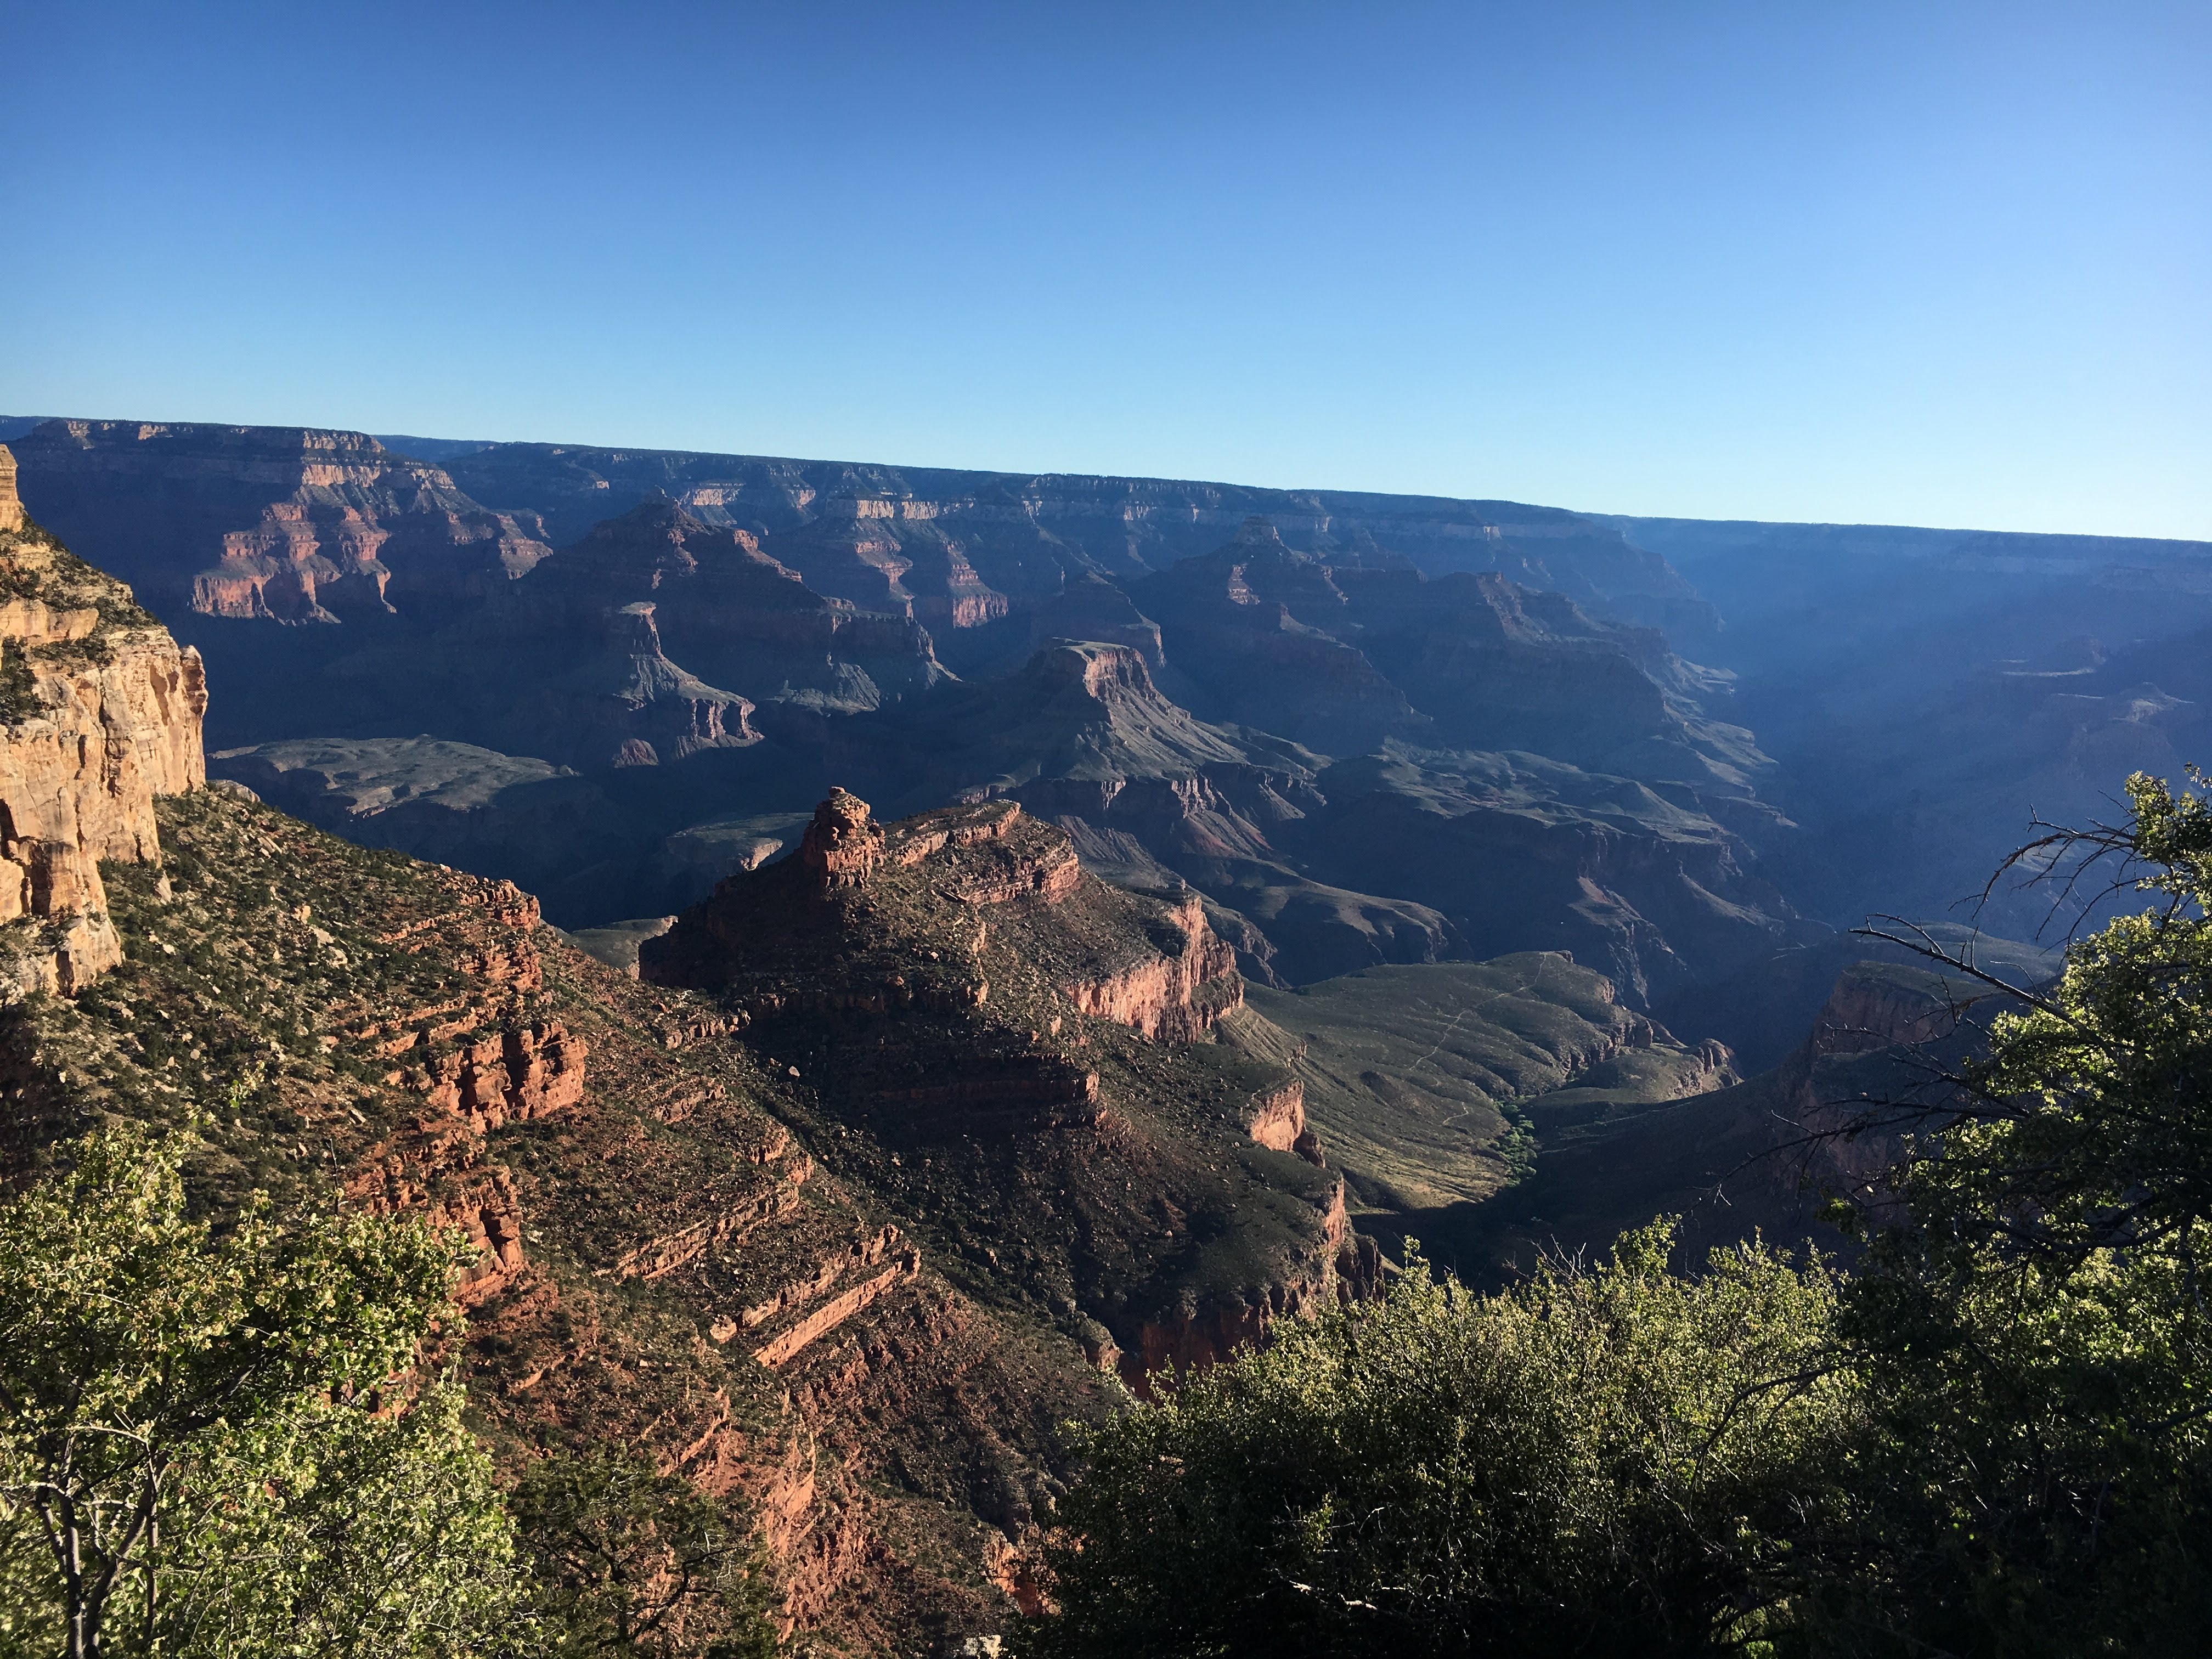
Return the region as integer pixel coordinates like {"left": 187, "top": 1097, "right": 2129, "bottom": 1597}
{"left": 1818, "top": 766, "right": 2212, "bottom": 1655}
{"left": 0, "top": 1119, "right": 536, "bottom": 1658}
{"left": 127, "top": 1374, "right": 538, "bottom": 1658}
{"left": 1028, "top": 1227, "right": 1850, "bottom": 1658}
{"left": 2126, "top": 763, "right": 2212, "bottom": 905}
{"left": 511, "top": 1448, "right": 779, "bottom": 1658}
{"left": 1028, "top": 765, "right": 2212, "bottom": 1658}
{"left": 0, "top": 643, "right": 38, "bottom": 725}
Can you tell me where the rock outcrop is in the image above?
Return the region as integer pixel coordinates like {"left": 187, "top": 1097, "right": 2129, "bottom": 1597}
{"left": 799, "top": 787, "right": 883, "bottom": 886}
{"left": 0, "top": 448, "right": 206, "bottom": 995}
{"left": 1242, "top": 1075, "right": 1324, "bottom": 1164}
{"left": 1058, "top": 891, "right": 1239, "bottom": 1041}
{"left": 641, "top": 791, "right": 1374, "bottom": 1391}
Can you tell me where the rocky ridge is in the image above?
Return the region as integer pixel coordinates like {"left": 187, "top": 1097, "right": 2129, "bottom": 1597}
{"left": 641, "top": 789, "right": 1378, "bottom": 1389}
{"left": 5, "top": 783, "right": 1137, "bottom": 1651}
{"left": 0, "top": 722, "right": 1377, "bottom": 1656}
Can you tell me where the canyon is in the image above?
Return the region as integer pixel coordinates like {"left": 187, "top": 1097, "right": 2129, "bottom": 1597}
{"left": 2, "top": 417, "right": 1797, "bottom": 1011}
{"left": 0, "top": 450, "right": 1400, "bottom": 1645}
{"left": 3, "top": 414, "right": 2209, "bottom": 1651}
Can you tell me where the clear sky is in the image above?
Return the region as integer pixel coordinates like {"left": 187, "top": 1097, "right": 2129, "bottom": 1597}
{"left": 4, "top": 1, "right": 2205, "bottom": 538}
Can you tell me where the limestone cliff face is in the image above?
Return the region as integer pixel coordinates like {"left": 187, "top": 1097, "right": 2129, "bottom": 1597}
{"left": 0, "top": 448, "right": 206, "bottom": 994}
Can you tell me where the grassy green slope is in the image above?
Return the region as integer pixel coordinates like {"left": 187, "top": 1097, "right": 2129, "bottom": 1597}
{"left": 1225, "top": 955, "right": 1733, "bottom": 1214}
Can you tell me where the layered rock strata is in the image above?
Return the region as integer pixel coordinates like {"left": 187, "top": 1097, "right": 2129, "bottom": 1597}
{"left": 0, "top": 447, "right": 206, "bottom": 994}
{"left": 8, "top": 421, "right": 1798, "bottom": 1011}
{"left": 9, "top": 785, "right": 1124, "bottom": 1651}
{"left": 642, "top": 791, "right": 1380, "bottom": 1390}
{"left": 417, "top": 437, "right": 1708, "bottom": 628}
{"left": 10, "top": 421, "right": 552, "bottom": 620}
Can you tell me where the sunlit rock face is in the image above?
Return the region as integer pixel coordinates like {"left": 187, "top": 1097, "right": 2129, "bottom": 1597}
{"left": 0, "top": 445, "right": 206, "bottom": 995}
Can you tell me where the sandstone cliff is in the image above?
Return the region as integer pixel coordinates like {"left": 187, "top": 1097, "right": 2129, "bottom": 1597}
{"left": 0, "top": 447, "right": 206, "bottom": 995}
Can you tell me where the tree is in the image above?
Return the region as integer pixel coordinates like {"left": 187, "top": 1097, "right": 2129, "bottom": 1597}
{"left": 0, "top": 1119, "right": 538, "bottom": 1658}
{"left": 511, "top": 1447, "right": 780, "bottom": 1659}
{"left": 1025, "top": 1226, "right": 1852, "bottom": 1658}
{"left": 1024, "top": 768, "right": 2212, "bottom": 1658}
{"left": 140, "top": 1372, "right": 537, "bottom": 1658}
{"left": 1821, "top": 768, "right": 2212, "bottom": 1655}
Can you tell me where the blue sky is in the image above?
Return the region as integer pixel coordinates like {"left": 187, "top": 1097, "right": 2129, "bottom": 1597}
{"left": 4, "top": 1, "right": 2205, "bottom": 538}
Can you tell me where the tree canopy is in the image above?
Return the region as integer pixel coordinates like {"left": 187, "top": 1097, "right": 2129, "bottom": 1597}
{"left": 0, "top": 1119, "right": 533, "bottom": 1659}
{"left": 1031, "top": 1226, "right": 1848, "bottom": 1658}
{"left": 1026, "top": 766, "right": 2212, "bottom": 1658}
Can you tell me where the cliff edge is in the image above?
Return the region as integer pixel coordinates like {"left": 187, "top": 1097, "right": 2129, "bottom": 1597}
{"left": 0, "top": 445, "right": 205, "bottom": 994}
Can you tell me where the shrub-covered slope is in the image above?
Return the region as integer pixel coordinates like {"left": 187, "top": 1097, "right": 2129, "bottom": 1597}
{"left": 2, "top": 778, "right": 1389, "bottom": 1652}
{"left": 0, "top": 789, "right": 1074, "bottom": 1650}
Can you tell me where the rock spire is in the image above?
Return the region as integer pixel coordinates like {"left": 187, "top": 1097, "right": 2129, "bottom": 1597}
{"left": 799, "top": 787, "right": 883, "bottom": 888}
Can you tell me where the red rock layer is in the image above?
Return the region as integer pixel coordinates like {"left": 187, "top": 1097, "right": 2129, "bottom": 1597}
{"left": 1120, "top": 1181, "right": 1380, "bottom": 1392}
{"left": 1059, "top": 893, "right": 1240, "bottom": 1042}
